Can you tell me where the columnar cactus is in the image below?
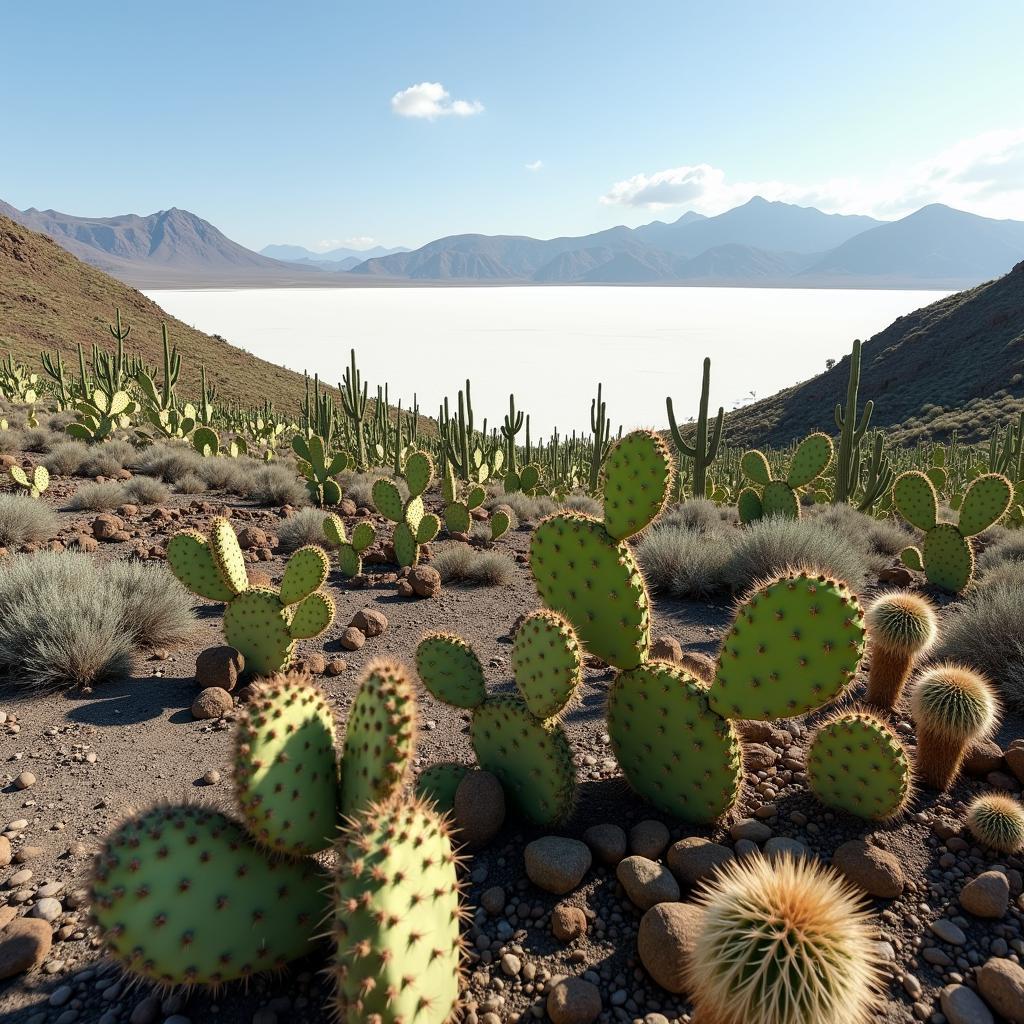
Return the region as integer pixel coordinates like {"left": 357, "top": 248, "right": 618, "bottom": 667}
{"left": 737, "top": 432, "right": 833, "bottom": 523}
{"left": 863, "top": 592, "right": 938, "bottom": 709}
{"left": 806, "top": 711, "right": 912, "bottom": 820}
{"left": 373, "top": 451, "right": 440, "bottom": 567}
{"left": 91, "top": 805, "right": 327, "bottom": 989}
{"left": 415, "top": 610, "right": 582, "bottom": 825}
{"left": 894, "top": 470, "right": 1013, "bottom": 591}
{"left": 666, "top": 356, "right": 724, "bottom": 499}
{"left": 323, "top": 512, "right": 376, "bottom": 577}
{"left": 166, "top": 518, "right": 335, "bottom": 676}
{"left": 330, "top": 795, "right": 464, "bottom": 1024}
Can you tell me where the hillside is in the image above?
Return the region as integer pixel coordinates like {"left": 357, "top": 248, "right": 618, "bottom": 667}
{"left": 727, "top": 259, "right": 1024, "bottom": 446}
{"left": 0, "top": 213, "right": 334, "bottom": 411}
{"left": 0, "top": 202, "right": 323, "bottom": 288}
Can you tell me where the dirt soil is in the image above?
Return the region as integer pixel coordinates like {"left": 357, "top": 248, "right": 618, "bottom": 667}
{"left": 1, "top": 476, "right": 1023, "bottom": 1024}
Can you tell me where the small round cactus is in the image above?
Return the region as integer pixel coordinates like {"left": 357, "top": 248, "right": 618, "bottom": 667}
{"left": 966, "top": 793, "right": 1024, "bottom": 853}
{"left": 687, "top": 854, "right": 882, "bottom": 1024}
{"left": 909, "top": 664, "right": 999, "bottom": 790}
{"left": 864, "top": 591, "right": 938, "bottom": 710}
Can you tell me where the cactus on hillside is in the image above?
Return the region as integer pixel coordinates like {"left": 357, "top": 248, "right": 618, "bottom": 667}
{"left": 894, "top": 470, "right": 1012, "bottom": 591}
{"left": 166, "top": 518, "right": 335, "bottom": 676}
{"left": 666, "top": 356, "right": 724, "bottom": 499}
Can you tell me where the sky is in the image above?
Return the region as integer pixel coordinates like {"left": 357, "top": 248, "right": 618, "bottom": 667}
{"left": 3, "top": 1, "right": 1024, "bottom": 252}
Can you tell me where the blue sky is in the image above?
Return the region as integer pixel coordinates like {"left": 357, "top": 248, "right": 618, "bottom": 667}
{"left": 3, "top": 1, "right": 1023, "bottom": 251}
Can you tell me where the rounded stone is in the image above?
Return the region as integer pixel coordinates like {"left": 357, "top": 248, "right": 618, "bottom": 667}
{"left": 832, "top": 839, "right": 905, "bottom": 898}
{"left": 339, "top": 626, "right": 366, "bottom": 651}
{"left": 637, "top": 902, "right": 702, "bottom": 994}
{"left": 453, "top": 770, "right": 506, "bottom": 849}
{"left": 629, "top": 819, "right": 671, "bottom": 859}
{"left": 14, "top": 772, "right": 35, "bottom": 790}
{"left": 729, "top": 817, "right": 772, "bottom": 843}
{"left": 546, "top": 977, "right": 602, "bottom": 1024}
{"left": 0, "top": 836, "right": 10, "bottom": 867}
{"left": 0, "top": 917, "right": 52, "bottom": 979}
{"left": 940, "top": 983, "right": 994, "bottom": 1024}
{"left": 190, "top": 686, "right": 233, "bottom": 720}
{"left": 583, "top": 823, "right": 627, "bottom": 866}
{"left": 129, "top": 996, "right": 161, "bottom": 1024}
{"left": 976, "top": 957, "right": 1024, "bottom": 1023}
{"left": 524, "top": 836, "right": 592, "bottom": 895}
{"left": 616, "top": 856, "right": 681, "bottom": 910}
{"left": 350, "top": 608, "right": 388, "bottom": 637}
{"left": 666, "top": 836, "right": 733, "bottom": 887}
{"left": 409, "top": 565, "right": 442, "bottom": 598}
{"left": 30, "top": 898, "right": 62, "bottom": 923}
{"left": 479, "top": 886, "right": 506, "bottom": 915}
{"left": 551, "top": 903, "right": 587, "bottom": 942}
{"left": 649, "top": 636, "right": 682, "bottom": 662}
{"left": 960, "top": 871, "right": 1010, "bottom": 918}
{"left": 195, "top": 646, "right": 244, "bottom": 692}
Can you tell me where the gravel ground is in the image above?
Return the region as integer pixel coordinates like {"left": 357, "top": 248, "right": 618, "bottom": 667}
{"left": 1, "top": 469, "right": 1023, "bottom": 1024}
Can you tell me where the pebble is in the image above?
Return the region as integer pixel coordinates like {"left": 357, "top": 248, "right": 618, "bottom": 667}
{"left": 524, "top": 836, "right": 592, "bottom": 895}
{"left": 129, "top": 996, "right": 161, "bottom": 1024}
{"left": 637, "top": 902, "right": 702, "bottom": 994}
{"left": 831, "top": 839, "right": 905, "bottom": 898}
{"left": 546, "top": 977, "right": 602, "bottom": 1024}
{"left": 0, "top": 917, "right": 52, "bottom": 978}
{"left": 960, "top": 871, "right": 1010, "bottom": 918}
{"left": 14, "top": 771, "right": 36, "bottom": 790}
{"left": 30, "top": 897, "right": 62, "bottom": 922}
{"left": 729, "top": 818, "right": 772, "bottom": 843}
{"left": 582, "top": 823, "right": 627, "bottom": 866}
{"left": 940, "top": 983, "right": 994, "bottom": 1024}
{"left": 764, "top": 836, "right": 808, "bottom": 860}
{"left": 616, "top": 856, "right": 681, "bottom": 910}
{"left": 480, "top": 886, "right": 506, "bottom": 915}
{"left": 191, "top": 686, "right": 233, "bottom": 720}
{"left": 666, "top": 836, "right": 733, "bottom": 886}
{"left": 551, "top": 903, "right": 587, "bottom": 942}
{"left": 629, "top": 820, "right": 670, "bottom": 859}
{"left": 930, "top": 919, "right": 967, "bottom": 945}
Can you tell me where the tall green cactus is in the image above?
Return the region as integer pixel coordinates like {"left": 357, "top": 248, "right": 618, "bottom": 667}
{"left": 501, "top": 392, "right": 524, "bottom": 474}
{"left": 666, "top": 356, "right": 724, "bottom": 499}
{"left": 894, "top": 470, "right": 1012, "bottom": 591}
{"left": 834, "top": 339, "right": 872, "bottom": 504}
{"left": 340, "top": 349, "right": 368, "bottom": 468}
{"left": 167, "top": 518, "right": 335, "bottom": 675}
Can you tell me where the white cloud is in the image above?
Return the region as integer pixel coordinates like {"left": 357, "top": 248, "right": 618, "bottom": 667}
{"left": 525, "top": 159, "right": 543, "bottom": 172}
{"left": 600, "top": 129, "right": 1024, "bottom": 220}
{"left": 390, "top": 82, "right": 484, "bottom": 120}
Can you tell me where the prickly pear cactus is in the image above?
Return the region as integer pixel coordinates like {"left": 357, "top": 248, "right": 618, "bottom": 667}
{"left": 444, "top": 462, "right": 486, "bottom": 535}
{"left": 292, "top": 433, "right": 347, "bottom": 506}
{"left": 737, "top": 432, "right": 833, "bottom": 523}
{"left": 894, "top": 470, "right": 1012, "bottom": 591}
{"left": 339, "top": 659, "right": 417, "bottom": 816}
{"left": 323, "top": 513, "right": 376, "bottom": 577}
{"left": 91, "top": 805, "right": 326, "bottom": 988}
{"left": 709, "top": 572, "right": 865, "bottom": 721}
{"left": 167, "top": 518, "right": 335, "bottom": 676}
{"left": 807, "top": 711, "right": 912, "bottom": 820}
{"left": 415, "top": 614, "right": 582, "bottom": 825}
{"left": 608, "top": 661, "right": 742, "bottom": 822}
{"left": 373, "top": 452, "right": 440, "bottom": 567}
{"left": 490, "top": 505, "right": 512, "bottom": 541}
{"left": 331, "top": 795, "right": 463, "bottom": 1024}
{"left": 530, "top": 430, "right": 673, "bottom": 670}
{"left": 9, "top": 463, "right": 48, "bottom": 498}
{"left": 415, "top": 761, "right": 471, "bottom": 813}
{"left": 234, "top": 672, "right": 339, "bottom": 855}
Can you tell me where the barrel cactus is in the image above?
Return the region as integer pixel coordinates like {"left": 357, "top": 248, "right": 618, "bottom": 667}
{"left": 863, "top": 591, "right": 938, "bottom": 710}
{"left": 966, "top": 793, "right": 1024, "bottom": 854}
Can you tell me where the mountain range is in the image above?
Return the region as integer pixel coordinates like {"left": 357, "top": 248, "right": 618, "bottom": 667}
{"left": 3, "top": 196, "right": 1024, "bottom": 289}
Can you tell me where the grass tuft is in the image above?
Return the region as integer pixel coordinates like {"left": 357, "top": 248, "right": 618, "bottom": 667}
{"left": 430, "top": 542, "right": 516, "bottom": 586}
{"left": 0, "top": 494, "right": 59, "bottom": 548}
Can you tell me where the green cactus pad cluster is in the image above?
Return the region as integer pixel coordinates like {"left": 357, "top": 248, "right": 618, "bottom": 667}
{"left": 9, "top": 463, "right": 49, "bottom": 498}
{"left": 602, "top": 429, "right": 674, "bottom": 540}
{"left": 737, "top": 433, "right": 833, "bottom": 523}
{"left": 415, "top": 762, "right": 471, "bottom": 813}
{"left": 339, "top": 659, "right": 417, "bottom": 816}
{"left": 416, "top": 630, "right": 579, "bottom": 824}
{"left": 894, "top": 470, "right": 1012, "bottom": 591}
{"left": 806, "top": 711, "right": 912, "bottom": 820}
{"left": 168, "top": 518, "right": 335, "bottom": 676}
{"left": 710, "top": 572, "right": 865, "bottom": 720}
{"left": 470, "top": 694, "right": 576, "bottom": 826}
{"left": 373, "top": 454, "right": 439, "bottom": 567}
{"left": 529, "top": 430, "right": 673, "bottom": 670}
{"left": 233, "top": 672, "right": 339, "bottom": 855}
{"left": 91, "top": 805, "right": 326, "bottom": 989}
{"left": 511, "top": 610, "right": 582, "bottom": 719}
{"left": 331, "top": 796, "right": 463, "bottom": 1024}
{"left": 323, "top": 513, "right": 377, "bottom": 578}
{"left": 607, "top": 662, "right": 742, "bottom": 822}
{"left": 292, "top": 433, "right": 347, "bottom": 506}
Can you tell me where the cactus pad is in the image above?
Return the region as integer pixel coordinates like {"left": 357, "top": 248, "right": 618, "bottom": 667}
{"left": 331, "top": 796, "right": 462, "bottom": 1024}
{"left": 415, "top": 762, "right": 471, "bottom": 813}
{"left": 166, "top": 530, "right": 235, "bottom": 602}
{"left": 210, "top": 517, "right": 249, "bottom": 595}
{"left": 404, "top": 451, "right": 434, "bottom": 497}
{"left": 511, "top": 610, "right": 582, "bottom": 719}
{"left": 91, "top": 805, "right": 326, "bottom": 988}
{"left": 958, "top": 473, "right": 1012, "bottom": 536}
{"left": 491, "top": 508, "right": 511, "bottom": 540}
{"left": 234, "top": 672, "right": 339, "bottom": 854}
{"left": 893, "top": 472, "right": 937, "bottom": 531}
{"left": 740, "top": 450, "right": 771, "bottom": 486}
{"left": 446, "top": 502, "right": 471, "bottom": 534}
{"left": 372, "top": 478, "right": 404, "bottom": 522}
{"left": 323, "top": 512, "right": 346, "bottom": 547}
{"left": 470, "top": 695, "right": 576, "bottom": 825}
{"left": 900, "top": 546, "right": 923, "bottom": 571}
{"left": 806, "top": 712, "right": 912, "bottom": 820}
{"left": 339, "top": 659, "right": 417, "bottom": 816}
{"left": 787, "top": 432, "right": 833, "bottom": 488}
{"left": 761, "top": 480, "right": 800, "bottom": 518}
{"left": 224, "top": 588, "right": 295, "bottom": 677}
{"left": 289, "top": 591, "right": 335, "bottom": 639}
{"left": 608, "top": 662, "right": 741, "bottom": 822}
{"left": 417, "top": 513, "right": 440, "bottom": 544}
{"left": 710, "top": 572, "right": 865, "bottom": 721}
{"left": 602, "top": 429, "right": 673, "bottom": 540}
{"left": 737, "top": 488, "right": 763, "bottom": 525}
{"left": 530, "top": 512, "right": 650, "bottom": 669}
{"left": 416, "top": 633, "right": 487, "bottom": 708}
{"left": 279, "top": 545, "right": 329, "bottom": 605}
{"left": 923, "top": 524, "right": 974, "bottom": 593}
{"left": 392, "top": 522, "right": 418, "bottom": 566}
